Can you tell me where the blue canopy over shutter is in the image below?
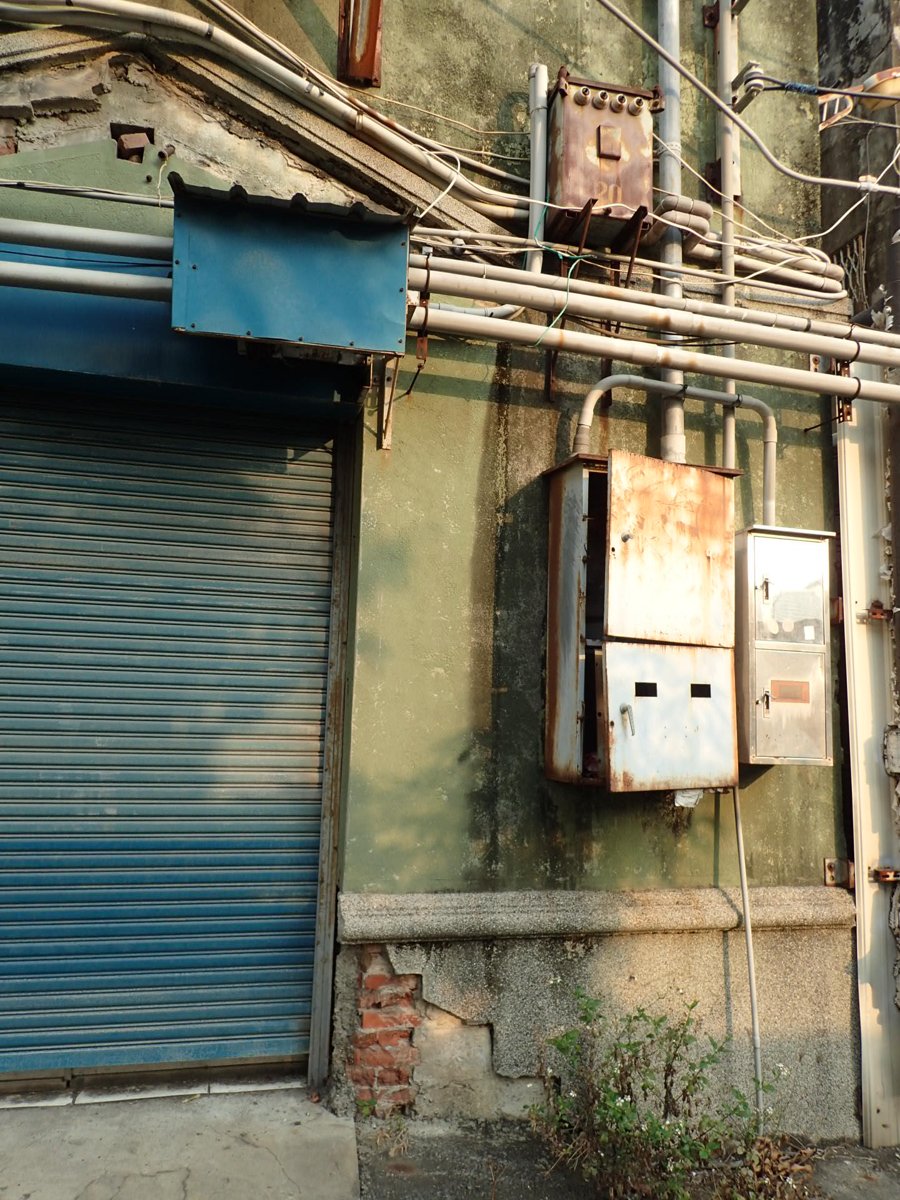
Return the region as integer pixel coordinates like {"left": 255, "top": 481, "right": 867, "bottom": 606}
{"left": 0, "top": 397, "right": 333, "bottom": 1072}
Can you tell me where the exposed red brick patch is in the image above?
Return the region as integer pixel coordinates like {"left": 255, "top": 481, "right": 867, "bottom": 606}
{"left": 348, "top": 944, "right": 422, "bottom": 1116}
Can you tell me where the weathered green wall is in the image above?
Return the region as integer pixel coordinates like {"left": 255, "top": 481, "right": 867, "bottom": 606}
{"left": 342, "top": 329, "right": 842, "bottom": 892}
{"left": 340, "top": 1, "right": 842, "bottom": 893}
{"left": 0, "top": 0, "right": 842, "bottom": 894}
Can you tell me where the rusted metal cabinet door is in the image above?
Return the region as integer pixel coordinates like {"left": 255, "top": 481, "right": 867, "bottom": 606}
{"left": 604, "top": 450, "right": 735, "bottom": 648}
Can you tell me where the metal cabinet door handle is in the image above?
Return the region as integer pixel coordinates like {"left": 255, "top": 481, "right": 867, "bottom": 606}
{"left": 619, "top": 703, "right": 635, "bottom": 735}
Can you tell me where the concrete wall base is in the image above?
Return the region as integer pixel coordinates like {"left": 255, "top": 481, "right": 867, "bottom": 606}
{"left": 334, "top": 887, "right": 860, "bottom": 1139}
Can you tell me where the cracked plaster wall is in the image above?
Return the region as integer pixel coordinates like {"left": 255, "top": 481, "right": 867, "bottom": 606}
{"left": 380, "top": 921, "right": 860, "bottom": 1140}
{"left": 0, "top": 48, "right": 359, "bottom": 210}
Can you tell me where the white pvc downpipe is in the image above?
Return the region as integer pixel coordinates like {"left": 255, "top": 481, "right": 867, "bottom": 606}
{"left": 406, "top": 265, "right": 900, "bottom": 372}
{"left": 571, "top": 373, "right": 776, "bottom": 524}
{"left": 527, "top": 63, "right": 549, "bottom": 272}
{"left": 716, "top": 0, "right": 764, "bottom": 1130}
{"left": 657, "top": 0, "right": 685, "bottom": 462}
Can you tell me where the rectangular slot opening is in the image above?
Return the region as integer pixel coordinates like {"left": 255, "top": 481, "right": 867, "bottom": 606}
{"left": 691, "top": 683, "right": 712, "bottom": 698}
{"left": 634, "top": 681, "right": 657, "bottom": 697}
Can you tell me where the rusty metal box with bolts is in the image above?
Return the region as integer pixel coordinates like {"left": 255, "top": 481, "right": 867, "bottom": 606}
{"left": 734, "top": 527, "right": 834, "bottom": 765}
{"left": 546, "top": 71, "right": 660, "bottom": 249}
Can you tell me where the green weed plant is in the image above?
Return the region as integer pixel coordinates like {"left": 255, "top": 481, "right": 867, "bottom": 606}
{"left": 530, "top": 990, "right": 816, "bottom": 1200}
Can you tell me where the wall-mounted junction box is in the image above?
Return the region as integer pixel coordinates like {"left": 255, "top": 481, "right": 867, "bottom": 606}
{"left": 545, "top": 450, "right": 738, "bottom": 791}
{"left": 734, "top": 526, "right": 834, "bottom": 765}
{"left": 546, "top": 71, "right": 659, "bottom": 248}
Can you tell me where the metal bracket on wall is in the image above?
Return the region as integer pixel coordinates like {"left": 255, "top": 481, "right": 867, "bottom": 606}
{"left": 824, "top": 858, "right": 855, "bottom": 889}
{"left": 870, "top": 866, "right": 900, "bottom": 883}
{"left": 375, "top": 356, "right": 399, "bottom": 451}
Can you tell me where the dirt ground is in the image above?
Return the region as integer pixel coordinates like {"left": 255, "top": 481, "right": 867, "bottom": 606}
{"left": 357, "top": 1119, "right": 900, "bottom": 1200}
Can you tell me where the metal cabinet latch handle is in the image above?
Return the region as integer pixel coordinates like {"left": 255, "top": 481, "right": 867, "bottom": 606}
{"left": 619, "top": 703, "right": 635, "bottom": 735}
{"left": 761, "top": 689, "right": 771, "bottom": 716}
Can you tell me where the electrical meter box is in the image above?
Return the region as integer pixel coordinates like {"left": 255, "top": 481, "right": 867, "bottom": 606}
{"left": 546, "top": 70, "right": 660, "bottom": 248}
{"left": 545, "top": 450, "right": 738, "bottom": 791}
{"left": 734, "top": 526, "right": 834, "bottom": 765}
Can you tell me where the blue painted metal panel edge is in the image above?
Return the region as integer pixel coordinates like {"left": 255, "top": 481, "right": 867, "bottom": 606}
{"left": 0, "top": 264, "right": 366, "bottom": 416}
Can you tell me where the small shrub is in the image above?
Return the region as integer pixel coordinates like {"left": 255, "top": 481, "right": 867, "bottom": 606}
{"left": 530, "top": 990, "right": 817, "bottom": 1200}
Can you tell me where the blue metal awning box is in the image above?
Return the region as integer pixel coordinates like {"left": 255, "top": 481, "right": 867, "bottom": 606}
{"left": 170, "top": 178, "right": 409, "bottom": 356}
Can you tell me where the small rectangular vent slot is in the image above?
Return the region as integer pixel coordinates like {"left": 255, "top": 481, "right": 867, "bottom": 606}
{"left": 634, "top": 681, "right": 657, "bottom": 697}
{"left": 691, "top": 683, "right": 712, "bottom": 698}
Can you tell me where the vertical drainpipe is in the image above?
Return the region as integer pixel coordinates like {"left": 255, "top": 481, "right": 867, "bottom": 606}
{"left": 658, "top": 0, "right": 686, "bottom": 463}
{"left": 528, "top": 64, "right": 549, "bottom": 274}
{"left": 717, "top": 0, "right": 739, "bottom": 475}
{"left": 717, "top": 0, "right": 764, "bottom": 1127}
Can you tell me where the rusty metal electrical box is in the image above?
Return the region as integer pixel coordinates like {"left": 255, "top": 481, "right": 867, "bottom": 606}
{"left": 735, "top": 527, "right": 834, "bottom": 765}
{"left": 545, "top": 450, "right": 738, "bottom": 791}
{"left": 546, "top": 69, "right": 660, "bottom": 248}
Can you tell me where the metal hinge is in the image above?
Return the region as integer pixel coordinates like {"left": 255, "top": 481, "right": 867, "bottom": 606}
{"left": 869, "top": 867, "right": 900, "bottom": 884}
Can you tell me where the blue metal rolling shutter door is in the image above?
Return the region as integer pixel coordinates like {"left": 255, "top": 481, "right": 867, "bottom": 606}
{"left": 0, "top": 400, "right": 333, "bottom": 1072}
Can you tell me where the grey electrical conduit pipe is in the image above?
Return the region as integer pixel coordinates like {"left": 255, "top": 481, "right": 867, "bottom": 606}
{"left": 407, "top": 305, "right": 900, "bottom": 405}
{"left": 0, "top": 2, "right": 528, "bottom": 222}
{"left": 0, "top": 216, "right": 172, "bottom": 260}
{"left": 0, "top": 219, "right": 875, "bottom": 353}
{"left": 3, "top": 252, "right": 900, "bottom": 384}
{"left": 409, "top": 254, "right": 900, "bottom": 352}
{"left": 0, "top": 4, "right": 847, "bottom": 299}
{"left": 0, "top": 258, "right": 171, "bottom": 300}
{"left": 406, "top": 265, "right": 900, "bottom": 371}
{"left": 570, "top": 373, "right": 777, "bottom": 524}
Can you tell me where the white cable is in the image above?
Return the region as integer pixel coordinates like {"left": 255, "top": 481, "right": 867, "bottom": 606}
{"left": 416, "top": 154, "right": 463, "bottom": 223}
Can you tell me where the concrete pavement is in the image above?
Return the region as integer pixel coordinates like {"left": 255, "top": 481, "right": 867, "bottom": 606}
{"left": 0, "top": 1086, "right": 359, "bottom": 1200}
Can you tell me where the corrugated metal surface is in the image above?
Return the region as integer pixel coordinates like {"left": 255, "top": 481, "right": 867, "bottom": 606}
{"left": 0, "top": 399, "right": 334, "bottom": 1072}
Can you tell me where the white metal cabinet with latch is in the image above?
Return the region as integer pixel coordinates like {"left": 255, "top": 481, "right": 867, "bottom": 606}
{"left": 735, "top": 526, "right": 834, "bottom": 764}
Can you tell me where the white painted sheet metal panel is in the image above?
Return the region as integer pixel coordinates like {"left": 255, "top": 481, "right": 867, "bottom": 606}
{"left": 602, "top": 641, "right": 738, "bottom": 791}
